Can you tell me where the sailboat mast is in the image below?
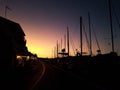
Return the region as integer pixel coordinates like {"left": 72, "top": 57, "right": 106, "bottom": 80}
{"left": 108, "top": 0, "right": 114, "bottom": 52}
{"left": 88, "top": 12, "right": 92, "bottom": 56}
{"left": 64, "top": 34, "right": 66, "bottom": 52}
{"left": 67, "top": 26, "right": 69, "bottom": 56}
{"left": 60, "top": 38, "right": 62, "bottom": 52}
{"left": 80, "top": 17, "right": 83, "bottom": 56}
{"left": 56, "top": 40, "right": 59, "bottom": 58}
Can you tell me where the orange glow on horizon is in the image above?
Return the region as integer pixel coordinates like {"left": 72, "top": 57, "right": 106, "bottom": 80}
{"left": 20, "top": 21, "right": 112, "bottom": 58}
{"left": 26, "top": 35, "right": 55, "bottom": 58}
{"left": 21, "top": 23, "right": 67, "bottom": 58}
{"left": 28, "top": 47, "right": 52, "bottom": 58}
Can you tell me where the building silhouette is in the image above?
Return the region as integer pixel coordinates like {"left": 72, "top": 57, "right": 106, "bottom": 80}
{"left": 0, "top": 16, "right": 28, "bottom": 71}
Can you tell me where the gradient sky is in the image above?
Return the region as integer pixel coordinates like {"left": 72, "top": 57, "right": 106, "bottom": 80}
{"left": 0, "top": 0, "right": 120, "bottom": 58}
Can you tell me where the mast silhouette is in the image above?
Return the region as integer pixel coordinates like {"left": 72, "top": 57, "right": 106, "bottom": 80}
{"left": 64, "top": 34, "right": 66, "bottom": 52}
{"left": 108, "top": 0, "right": 114, "bottom": 52}
{"left": 67, "top": 26, "right": 69, "bottom": 56}
{"left": 88, "top": 12, "right": 92, "bottom": 56}
{"left": 80, "top": 17, "right": 83, "bottom": 56}
{"left": 92, "top": 24, "right": 102, "bottom": 54}
{"left": 56, "top": 40, "right": 59, "bottom": 58}
{"left": 88, "top": 12, "right": 101, "bottom": 55}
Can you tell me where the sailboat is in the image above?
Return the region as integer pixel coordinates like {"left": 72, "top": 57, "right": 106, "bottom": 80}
{"left": 107, "top": 0, "right": 118, "bottom": 55}
{"left": 96, "top": 0, "right": 118, "bottom": 56}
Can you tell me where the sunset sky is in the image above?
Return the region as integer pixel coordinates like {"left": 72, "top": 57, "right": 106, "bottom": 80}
{"left": 0, "top": 0, "right": 120, "bottom": 58}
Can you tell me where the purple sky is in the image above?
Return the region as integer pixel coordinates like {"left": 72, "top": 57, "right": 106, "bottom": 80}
{"left": 0, "top": 0, "right": 120, "bottom": 57}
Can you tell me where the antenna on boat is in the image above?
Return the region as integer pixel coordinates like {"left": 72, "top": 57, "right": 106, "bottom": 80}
{"left": 108, "top": 0, "right": 114, "bottom": 53}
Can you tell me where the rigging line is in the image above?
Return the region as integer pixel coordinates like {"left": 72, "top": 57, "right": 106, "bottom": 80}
{"left": 108, "top": 0, "right": 114, "bottom": 52}
{"left": 91, "top": 21, "right": 101, "bottom": 53}
{"left": 111, "top": 2, "right": 120, "bottom": 29}
{"left": 82, "top": 23, "right": 90, "bottom": 54}
{"left": 111, "top": 2, "right": 120, "bottom": 53}
{"left": 70, "top": 36, "right": 76, "bottom": 55}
